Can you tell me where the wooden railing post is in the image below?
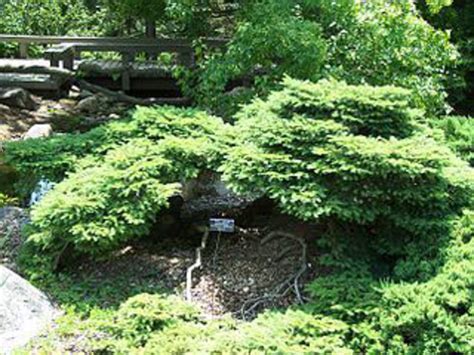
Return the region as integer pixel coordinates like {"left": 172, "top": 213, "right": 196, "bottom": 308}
{"left": 121, "top": 52, "right": 134, "bottom": 92}
{"left": 19, "top": 42, "right": 29, "bottom": 58}
{"left": 63, "top": 49, "right": 75, "bottom": 70}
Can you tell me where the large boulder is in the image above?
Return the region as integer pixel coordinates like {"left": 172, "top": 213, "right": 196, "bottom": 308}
{"left": 0, "top": 266, "right": 58, "bottom": 354}
{"left": 0, "top": 88, "right": 39, "bottom": 111}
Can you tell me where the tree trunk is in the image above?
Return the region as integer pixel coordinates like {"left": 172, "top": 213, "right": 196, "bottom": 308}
{"left": 145, "top": 19, "right": 157, "bottom": 60}
{"left": 145, "top": 19, "right": 157, "bottom": 38}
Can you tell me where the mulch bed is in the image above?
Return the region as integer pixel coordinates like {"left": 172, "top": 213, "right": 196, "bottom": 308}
{"left": 66, "top": 214, "right": 326, "bottom": 320}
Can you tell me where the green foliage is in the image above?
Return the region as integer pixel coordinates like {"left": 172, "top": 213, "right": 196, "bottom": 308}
{"left": 314, "top": 0, "right": 458, "bottom": 112}
{"left": 0, "top": 0, "right": 113, "bottom": 57}
{"left": 14, "top": 106, "right": 228, "bottom": 275}
{"left": 104, "top": 0, "right": 166, "bottom": 22}
{"left": 97, "top": 293, "right": 201, "bottom": 350}
{"left": 5, "top": 106, "right": 228, "bottom": 196}
{"left": 188, "top": 0, "right": 458, "bottom": 116}
{"left": 419, "top": 0, "right": 474, "bottom": 114}
{"left": 37, "top": 292, "right": 351, "bottom": 354}
{"left": 222, "top": 79, "right": 472, "bottom": 269}
{"left": 0, "top": 192, "right": 18, "bottom": 207}
{"left": 181, "top": 0, "right": 327, "bottom": 118}
{"left": 307, "top": 211, "right": 474, "bottom": 353}
{"left": 432, "top": 116, "right": 474, "bottom": 166}
{"left": 425, "top": 0, "right": 453, "bottom": 14}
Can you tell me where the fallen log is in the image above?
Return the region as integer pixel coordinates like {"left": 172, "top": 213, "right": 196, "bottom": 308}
{"left": 0, "top": 66, "right": 191, "bottom": 106}
{"left": 74, "top": 79, "right": 191, "bottom": 106}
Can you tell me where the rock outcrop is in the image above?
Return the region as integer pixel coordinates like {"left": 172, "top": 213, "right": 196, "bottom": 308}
{"left": 0, "top": 88, "right": 39, "bottom": 110}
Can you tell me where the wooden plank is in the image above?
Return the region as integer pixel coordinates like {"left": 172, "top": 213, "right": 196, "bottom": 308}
{"left": 0, "top": 73, "right": 60, "bottom": 90}
{"left": 72, "top": 43, "right": 193, "bottom": 55}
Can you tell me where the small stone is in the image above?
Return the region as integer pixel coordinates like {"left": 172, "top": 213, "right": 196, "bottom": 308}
{"left": 0, "top": 104, "right": 11, "bottom": 113}
{"left": 23, "top": 124, "right": 53, "bottom": 140}
{"left": 78, "top": 90, "right": 93, "bottom": 99}
{"left": 108, "top": 113, "right": 120, "bottom": 120}
{"left": 75, "top": 95, "right": 101, "bottom": 113}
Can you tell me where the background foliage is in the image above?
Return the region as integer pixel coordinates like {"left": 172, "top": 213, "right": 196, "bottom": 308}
{"left": 186, "top": 0, "right": 459, "bottom": 117}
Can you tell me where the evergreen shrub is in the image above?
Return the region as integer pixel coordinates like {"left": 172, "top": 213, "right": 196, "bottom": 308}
{"left": 12, "top": 106, "right": 229, "bottom": 274}
{"left": 221, "top": 78, "right": 473, "bottom": 271}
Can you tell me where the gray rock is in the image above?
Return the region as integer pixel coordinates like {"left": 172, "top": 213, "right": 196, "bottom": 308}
{"left": 180, "top": 171, "right": 256, "bottom": 220}
{"left": 23, "top": 124, "right": 53, "bottom": 140}
{"left": 0, "top": 104, "right": 11, "bottom": 114}
{"left": 78, "top": 89, "right": 93, "bottom": 100}
{"left": 75, "top": 95, "right": 102, "bottom": 113}
{"left": 0, "top": 266, "right": 58, "bottom": 354}
{"left": 0, "top": 88, "right": 39, "bottom": 110}
{"left": 0, "top": 207, "right": 29, "bottom": 272}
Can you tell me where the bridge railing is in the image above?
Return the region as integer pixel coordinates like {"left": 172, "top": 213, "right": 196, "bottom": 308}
{"left": 0, "top": 34, "right": 227, "bottom": 59}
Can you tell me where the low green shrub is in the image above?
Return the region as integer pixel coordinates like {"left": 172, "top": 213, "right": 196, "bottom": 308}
{"left": 71, "top": 293, "right": 351, "bottom": 354}
{"left": 97, "top": 293, "right": 201, "bottom": 350}
{"left": 20, "top": 79, "right": 474, "bottom": 354}
{"left": 307, "top": 211, "right": 474, "bottom": 353}
{"left": 140, "top": 309, "right": 351, "bottom": 354}
{"left": 5, "top": 106, "right": 229, "bottom": 197}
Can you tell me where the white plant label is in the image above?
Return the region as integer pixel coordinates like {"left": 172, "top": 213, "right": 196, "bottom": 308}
{"left": 209, "top": 218, "right": 235, "bottom": 233}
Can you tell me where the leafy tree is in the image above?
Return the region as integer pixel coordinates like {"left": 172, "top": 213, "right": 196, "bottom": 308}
{"left": 103, "top": 0, "right": 166, "bottom": 37}
{"left": 187, "top": 0, "right": 458, "bottom": 116}
{"left": 419, "top": 0, "right": 474, "bottom": 114}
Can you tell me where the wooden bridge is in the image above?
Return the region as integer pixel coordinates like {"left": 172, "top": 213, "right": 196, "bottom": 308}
{"left": 0, "top": 35, "right": 227, "bottom": 98}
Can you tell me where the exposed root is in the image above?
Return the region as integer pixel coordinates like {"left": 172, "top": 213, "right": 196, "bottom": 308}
{"left": 186, "top": 228, "right": 209, "bottom": 301}
{"left": 239, "top": 230, "right": 308, "bottom": 320}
